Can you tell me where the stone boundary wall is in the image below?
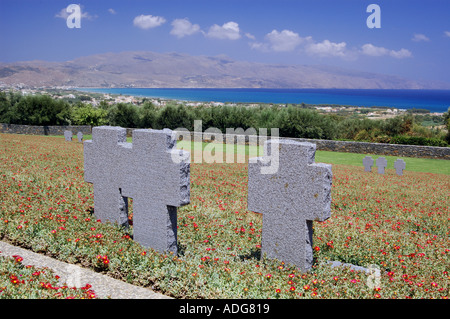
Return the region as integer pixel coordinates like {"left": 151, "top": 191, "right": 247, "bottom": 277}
{"left": 0, "top": 123, "right": 92, "bottom": 136}
{"left": 283, "top": 137, "right": 449, "bottom": 160}
{"left": 1, "top": 124, "right": 448, "bottom": 159}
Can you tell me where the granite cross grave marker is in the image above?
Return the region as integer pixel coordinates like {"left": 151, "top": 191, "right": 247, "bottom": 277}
{"left": 394, "top": 159, "right": 406, "bottom": 176}
{"left": 64, "top": 130, "right": 72, "bottom": 141}
{"left": 84, "top": 126, "right": 190, "bottom": 254}
{"left": 363, "top": 156, "right": 374, "bottom": 172}
{"left": 376, "top": 157, "right": 387, "bottom": 174}
{"left": 248, "top": 139, "right": 332, "bottom": 272}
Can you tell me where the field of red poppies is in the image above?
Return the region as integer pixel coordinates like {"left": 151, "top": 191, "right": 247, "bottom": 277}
{"left": 0, "top": 133, "right": 448, "bottom": 299}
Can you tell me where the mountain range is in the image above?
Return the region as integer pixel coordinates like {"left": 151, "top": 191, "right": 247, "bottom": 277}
{"left": 1, "top": 51, "right": 449, "bottom": 89}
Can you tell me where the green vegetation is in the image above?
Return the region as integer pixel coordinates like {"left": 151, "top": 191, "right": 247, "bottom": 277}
{"left": 0, "top": 255, "right": 97, "bottom": 299}
{"left": 1, "top": 91, "right": 449, "bottom": 147}
{"left": 71, "top": 104, "right": 107, "bottom": 127}
{"left": 444, "top": 108, "right": 450, "bottom": 144}
{"left": 0, "top": 92, "right": 71, "bottom": 126}
{"left": 1, "top": 134, "right": 448, "bottom": 299}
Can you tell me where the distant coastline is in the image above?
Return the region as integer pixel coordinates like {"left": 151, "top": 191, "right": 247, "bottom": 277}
{"left": 76, "top": 87, "right": 450, "bottom": 113}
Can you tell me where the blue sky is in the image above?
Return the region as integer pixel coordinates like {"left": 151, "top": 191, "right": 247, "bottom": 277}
{"left": 1, "top": 0, "right": 449, "bottom": 84}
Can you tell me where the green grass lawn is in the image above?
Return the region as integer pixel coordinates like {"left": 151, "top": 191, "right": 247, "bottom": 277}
{"left": 176, "top": 140, "right": 449, "bottom": 175}
{"left": 315, "top": 150, "right": 450, "bottom": 175}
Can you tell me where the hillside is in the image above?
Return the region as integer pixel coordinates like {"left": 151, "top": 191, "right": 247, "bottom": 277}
{"left": 1, "top": 51, "right": 449, "bottom": 89}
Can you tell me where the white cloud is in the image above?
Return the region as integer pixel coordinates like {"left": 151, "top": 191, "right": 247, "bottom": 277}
{"left": 206, "top": 21, "right": 241, "bottom": 40}
{"left": 306, "top": 39, "right": 348, "bottom": 57}
{"left": 389, "top": 48, "right": 412, "bottom": 59}
{"left": 249, "top": 41, "right": 269, "bottom": 52}
{"left": 361, "top": 43, "right": 389, "bottom": 56}
{"left": 133, "top": 15, "right": 166, "bottom": 30}
{"left": 55, "top": 8, "right": 69, "bottom": 19}
{"left": 108, "top": 8, "right": 116, "bottom": 15}
{"left": 55, "top": 6, "right": 97, "bottom": 20}
{"left": 445, "top": 31, "right": 450, "bottom": 38}
{"left": 251, "top": 30, "right": 350, "bottom": 59}
{"left": 245, "top": 33, "right": 256, "bottom": 40}
{"left": 361, "top": 43, "right": 412, "bottom": 59}
{"left": 412, "top": 33, "right": 430, "bottom": 42}
{"left": 170, "top": 18, "right": 200, "bottom": 38}
{"left": 265, "top": 29, "right": 305, "bottom": 52}
{"left": 248, "top": 28, "right": 412, "bottom": 61}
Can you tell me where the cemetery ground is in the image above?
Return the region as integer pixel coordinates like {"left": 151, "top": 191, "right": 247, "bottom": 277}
{"left": 0, "top": 133, "right": 448, "bottom": 299}
{"left": 45, "top": 134, "right": 449, "bottom": 175}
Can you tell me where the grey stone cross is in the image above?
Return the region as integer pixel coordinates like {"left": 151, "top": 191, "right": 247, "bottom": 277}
{"left": 84, "top": 126, "right": 190, "bottom": 255}
{"left": 376, "top": 157, "right": 387, "bottom": 174}
{"left": 363, "top": 156, "right": 374, "bottom": 172}
{"left": 64, "top": 130, "right": 72, "bottom": 141}
{"left": 394, "top": 159, "right": 406, "bottom": 176}
{"left": 247, "top": 139, "right": 332, "bottom": 272}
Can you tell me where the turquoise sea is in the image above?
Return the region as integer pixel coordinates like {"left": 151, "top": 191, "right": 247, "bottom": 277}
{"left": 78, "top": 88, "right": 450, "bottom": 113}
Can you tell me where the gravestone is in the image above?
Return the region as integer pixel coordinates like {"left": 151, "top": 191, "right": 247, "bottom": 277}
{"left": 394, "top": 159, "right": 406, "bottom": 176}
{"left": 248, "top": 139, "right": 332, "bottom": 272}
{"left": 64, "top": 130, "right": 72, "bottom": 141}
{"left": 77, "top": 132, "right": 83, "bottom": 142}
{"left": 84, "top": 126, "right": 190, "bottom": 254}
{"left": 363, "top": 156, "right": 374, "bottom": 172}
{"left": 376, "top": 157, "right": 387, "bottom": 174}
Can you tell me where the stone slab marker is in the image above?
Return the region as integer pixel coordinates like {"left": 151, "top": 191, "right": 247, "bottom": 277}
{"left": 376, "top": 157, "right": 387, "bottom": 174}
{"left": 77, "top": 131, "right": 83, "bottom": 142}
{"left": 248, "top": 139, "right": 332, "bottom": 272}
{"left": 394, "top": 159, "right": 406, "bottom": 176}
{"left": 363, "top": 156, "right": 374, "bottom": 172}
{"left": 64, "top": 130, "right": 72, "bottom": 141}
{"left": 84, "top": 126, "right": 190, "bottom": 255}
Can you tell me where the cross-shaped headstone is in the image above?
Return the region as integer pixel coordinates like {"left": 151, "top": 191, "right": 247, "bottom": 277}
{"left": 363, "top": 156, "right": 374, "bottom": 172}
{"left": 77, "top": 132, "right": 83, "bottom": 142}
{"left": 394, "top": 159, "right": 406, "bottom": 176}
{"left": 84, "top": 126, "right": 190, "bottom": 254}
{"left": 376, "top": 157, "right": 387, "bottom": 174}
{"left": 64, "top": 130, "right": 72, "bottom": 141}
{"left": 248, "top": 139, "right": 332, "bottom": 272}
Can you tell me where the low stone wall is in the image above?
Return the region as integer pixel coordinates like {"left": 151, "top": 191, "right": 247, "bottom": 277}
{"left": 284, "top": 137, "right": 450, "bottom": 160}
{"left": 0, "top": 123, "right": 92, "bottom": 136}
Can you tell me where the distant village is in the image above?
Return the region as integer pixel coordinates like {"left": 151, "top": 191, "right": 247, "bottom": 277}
{"left": 0, "top": 83, "right": 445, "bottom": 120}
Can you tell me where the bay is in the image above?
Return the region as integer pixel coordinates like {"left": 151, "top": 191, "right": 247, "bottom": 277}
{"left": 77, "top": 88, "right": 450, "bottom": 113}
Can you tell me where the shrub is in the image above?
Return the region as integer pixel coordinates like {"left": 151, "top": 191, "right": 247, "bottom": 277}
{"left": 390, "top": 135, "right": 448, "bottom": 147}
{"left": 155, "top": 104, "right": 193, "bottom": 130}
{"left": 71, "top": 104, "right": 107, "bottom": 126}
{"left": 138, "top": 102, "right": 158, "bottom": 129}
{"left": 273, "top": 106, "right": 338, "bottom": 140}
{"left": 107, "top": 103, "right": 140, "bottom": 128}
{"left": 8, "top": 95, "right": 71, "bottom": 126}
{"left": 443, "top": 107, "right": 450, "bottom": 144}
